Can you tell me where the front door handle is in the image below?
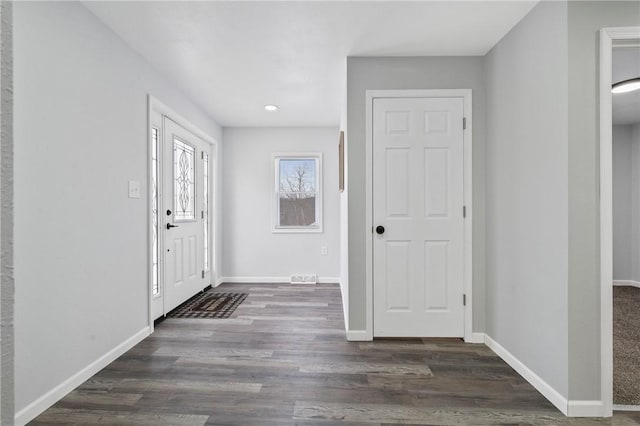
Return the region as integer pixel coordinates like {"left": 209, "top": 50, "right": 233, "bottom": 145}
{"left": 376, "top": 225, "right": 385, "bottom": 235}
{"left": 166, "top": 223, "right": 179, "bottom": 230}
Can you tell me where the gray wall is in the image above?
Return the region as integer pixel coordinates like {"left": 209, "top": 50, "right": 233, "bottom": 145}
{"left": 567, "top": 0, "right": 640, "bottom": 400}
{"left": 14, "top": 2, "right": 221, "bottom": 417}
{"left": 614, "top": 123, "right": 640, "bottom": 283}
{"left": 346, "top": 56, "right": 486, "bottom": 332}
{"left": 222, "top": 127, "right": 340, "bottom": 281}
{"left": 485, "top": 1, "right": 569, "bottom": 397}
{"left": 0, "top": 2, "right": 13, "bottom": 422}
{"left": 613, "top": 125, "right": 633, "bottom": 281}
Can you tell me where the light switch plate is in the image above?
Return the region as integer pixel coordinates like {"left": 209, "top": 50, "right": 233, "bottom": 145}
{"left": 128, "top": 180, "right": 141, "bottom": 199}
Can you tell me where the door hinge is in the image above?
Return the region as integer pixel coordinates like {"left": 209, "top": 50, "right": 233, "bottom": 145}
{"left": 463, "top": 294, "right": 466, "bottom": 306}
{"left": 463, "top": 206, "right": 466, "bottom": 218}
{"left": 463, "top": 117, "right": 467, "bottom": 130}
{"left": 201, "top": 151, "right": 204, "bottom": 159}
{"left": 201, "top": 210, "right": 204, "bottom": 219}
{"left": 202, "top": 270, "right": 205, "bottom": 279}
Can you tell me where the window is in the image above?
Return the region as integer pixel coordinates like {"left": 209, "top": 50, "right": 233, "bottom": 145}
{"left": 274, "top": 153, "right": 322, "bottom": 232}
{"left": 151, "top": 127, "right": 160, "bottom": 296}
{"left": 202, "top": 151, "right": 209, "bottom": 271}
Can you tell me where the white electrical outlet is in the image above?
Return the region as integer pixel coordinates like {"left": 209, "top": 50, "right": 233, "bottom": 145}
{"left": 321, "top": 246, "right": 328, "bottom": 256}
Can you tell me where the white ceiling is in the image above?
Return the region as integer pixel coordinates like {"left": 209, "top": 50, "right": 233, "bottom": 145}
{"left": 613, "top": 46, "right": 640, "bottom": 126}
{"left": 84, "top": 1, "right": 538, "bottom": 127}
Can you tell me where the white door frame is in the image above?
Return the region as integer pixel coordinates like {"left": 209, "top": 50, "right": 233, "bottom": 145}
{"left": 365, "top": 89, "right": 473, "bottom": 341}
{"left": 599, "top": 27, "right": 640, "bottom": 416}
{"left": 147, "top": 95, "right": 219, "bottom": 332}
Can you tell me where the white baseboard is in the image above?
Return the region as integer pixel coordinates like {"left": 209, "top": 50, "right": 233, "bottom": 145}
{"left": 465, "top": 332, "right": 485, "bottom": 344}
{"left": 219, "top": 276, "right": 340, "bottom": 284}
{"left": 346, "top": 330, "right": 371, "bottom": 341}
{"left": 317, "top": 277, "right": 340, "bottom": 284}
{"left": 15, "top": 327, "right": 150, "bottom": 426}
{"left": 484, "top": 334, "right": 569, "bottom": 416}
{"left": 613, "top": 404, "right": 640, "bottom": 411}
{"left": 567, "top": 400, "right": 604, "bottom": 417}
{"left": 613, "top": 280, "right": 640, "bottom": 288}
{"left": 219, "top": 276, "right": 287, "bottom": 284}
{"left": 214, "top": 277, "right": 224, "bottom": 287}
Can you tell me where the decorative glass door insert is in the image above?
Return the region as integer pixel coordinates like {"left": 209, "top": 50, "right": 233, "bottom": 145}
{"left": 173, "top": 138, "right": 196, "bottom": 221}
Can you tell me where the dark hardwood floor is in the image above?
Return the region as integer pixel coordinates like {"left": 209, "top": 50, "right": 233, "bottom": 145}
{"left": 31, "top": 283, "right": 640, "bottom": 425}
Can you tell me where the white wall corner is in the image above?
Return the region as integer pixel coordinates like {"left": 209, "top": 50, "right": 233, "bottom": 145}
{"left": 465, "top": 332, "right": 486, "bottom": 344}
{"left": 15, "top": 327, "right": 150, "bottom": 426}
{"left": 567, "top": 400, "right": 604, "bottom": 417}
{"left": 214, "top": 277, "right": 225, "bottom": 287}
{"left": 346, "top": 330, "right": 371, "bottom": 341}
{"left": 484, "top": 334, "right": 569, "bottom": 416}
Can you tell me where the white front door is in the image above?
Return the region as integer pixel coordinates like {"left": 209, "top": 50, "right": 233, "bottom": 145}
{"left": 163, "top": 117, "right": 208, "bottom": 313}
{"left": 373, "top": 97, "right": 465, "bottom": 337}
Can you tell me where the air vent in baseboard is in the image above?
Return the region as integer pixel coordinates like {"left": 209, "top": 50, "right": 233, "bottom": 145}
{"left": 290, "top": 274, "right": 317, "bottom": 285}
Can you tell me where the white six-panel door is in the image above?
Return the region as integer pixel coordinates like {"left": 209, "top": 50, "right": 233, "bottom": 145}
{"left": 163, "top": 117, "right": 208, "bottom": 314}
{"left": 373, "top": 97, "right": 465, "bottom": 337}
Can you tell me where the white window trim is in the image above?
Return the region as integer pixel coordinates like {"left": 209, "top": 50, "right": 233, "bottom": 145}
{"left": 272, "top": 152, "right": 323, "bottom": 233}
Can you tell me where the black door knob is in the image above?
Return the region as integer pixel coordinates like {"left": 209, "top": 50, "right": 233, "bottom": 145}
{"left": 376, "top": 225, "right": 385, "bottom": 235}
{"left": 166, "top": 223, "right": 179, "bottom": 230}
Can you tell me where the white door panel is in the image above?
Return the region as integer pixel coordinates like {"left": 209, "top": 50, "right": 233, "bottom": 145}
{"left": 373, "top": 97, "right": 464, "bottom": 337}
{"left": 163, "top": 118, "right": 208, "bottom": 314}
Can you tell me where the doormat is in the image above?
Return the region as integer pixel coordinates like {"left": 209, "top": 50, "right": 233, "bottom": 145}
{"left": 167, "top": 291, "right": 248, "bottom": 319}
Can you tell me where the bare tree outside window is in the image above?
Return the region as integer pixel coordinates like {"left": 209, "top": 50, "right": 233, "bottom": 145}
{"left": 274, "top": 155, "right": 322, "bottom": 232}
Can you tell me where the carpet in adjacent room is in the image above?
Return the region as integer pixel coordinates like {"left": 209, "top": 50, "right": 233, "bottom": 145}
{"left": 613, "top": 285, "right": 640, "bottom": 406}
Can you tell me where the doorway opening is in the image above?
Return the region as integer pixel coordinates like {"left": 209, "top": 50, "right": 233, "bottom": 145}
{"left": 599, "top": 27, "right": 640, "bottom": 416}
{"left": 611, "top": 40, "right": 640, "bottom": 411}
{"left": 148, "top": 96, "right": 219, "bottom": 330}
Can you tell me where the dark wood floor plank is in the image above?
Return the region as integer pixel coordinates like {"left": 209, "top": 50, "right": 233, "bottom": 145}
{"left": 30, "top": 407, "right": 209, "bottom": 425}
{"left": 29, "top": 283, "right": 638, "bottom": 425}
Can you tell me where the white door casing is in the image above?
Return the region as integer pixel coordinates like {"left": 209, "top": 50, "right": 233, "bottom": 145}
{"left": 163, "top": 117, "right": 208, "bottom": 313}
{"left": 370, "top": 94, "right": 469, "bottom": 338}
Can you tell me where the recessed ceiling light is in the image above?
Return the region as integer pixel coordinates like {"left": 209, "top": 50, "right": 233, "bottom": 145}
{"left": 264, "top": 104, "right": 279, "bottom": 111}
{"left": 612, "top": 78, "right": 640, "bottom": 94}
